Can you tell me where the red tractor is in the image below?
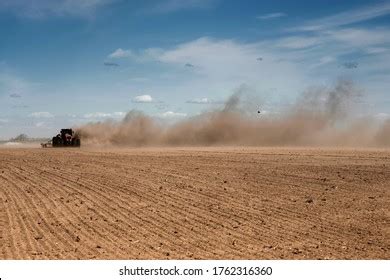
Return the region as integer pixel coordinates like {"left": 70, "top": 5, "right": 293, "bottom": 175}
{"left": 41, "top": 128, "right": 80, "bottom": 148}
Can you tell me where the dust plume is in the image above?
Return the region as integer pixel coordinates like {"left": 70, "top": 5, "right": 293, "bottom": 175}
{"left": 375, "top": 119, "right": 390, "bottom": 146}
{"left": 77, "top": 80, "right": 390, "bottom": 147}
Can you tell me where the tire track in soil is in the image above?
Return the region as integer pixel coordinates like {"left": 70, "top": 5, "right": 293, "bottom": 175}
{"left": 76, "top": 158, "right": 330, "bottom": 258}
{"left": 3, "top": 166, "right": 82, "bottom": 259}
{"left": 17, "top": 161, "right": 168, "bottom": 259}
{"left": 64, "top": 153, "right": 378, "bottom": 258}
{"left": 7, "top": 158, "right": 154, "bottom": 259}
{"left": 119, "top": 164, "right": 343, "bottom": 253}
{"left": 7, "top": 163, "right": 134, "bottom": 259}
{"left": 0, "top": 172, "right": 38, "bottom": 259}
{"left": 95, "top": 151, "right": 389, "bottom": 259}
{"left": 51, "top": 155, "right": 256, "bottom": 258}
{"left": 2, "top": 163, "right": 86, "bottom": 259}
{"left": 0, "top": 148, "right": 389, "bottom": 259}
{"left": 0, "top": 181, "right": 8, "bottom": 258}
{"left": 2, "top": 177, "right": 55, "bottom": 259}
{"left": 45, "top": 165, "right": 247, "bottom": 259}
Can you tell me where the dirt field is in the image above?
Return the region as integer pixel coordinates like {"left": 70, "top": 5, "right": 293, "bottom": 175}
{"left": 0, "top": 147, "right": 389, "bottom": 259}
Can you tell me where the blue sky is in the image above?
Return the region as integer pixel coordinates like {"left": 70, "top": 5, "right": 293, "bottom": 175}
{"left": 1, "top": 0, "right": 390, "bottom": 138}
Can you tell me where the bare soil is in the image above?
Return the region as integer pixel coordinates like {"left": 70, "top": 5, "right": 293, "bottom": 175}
{"left": 0, "top": 147, "right": 389, "bottom": 259}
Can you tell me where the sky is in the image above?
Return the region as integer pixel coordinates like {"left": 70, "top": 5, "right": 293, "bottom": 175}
{"left": 0, "top": 0, "right": 390, "bottom": 139}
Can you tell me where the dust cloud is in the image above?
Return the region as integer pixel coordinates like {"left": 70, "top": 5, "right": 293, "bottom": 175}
{"left": 77, "top": 80, "right": 390, "bottom": 147}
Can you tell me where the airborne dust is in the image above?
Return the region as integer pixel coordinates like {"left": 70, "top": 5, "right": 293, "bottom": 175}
{"left": 77, "top": 80, "right": 390, "bottom": 147}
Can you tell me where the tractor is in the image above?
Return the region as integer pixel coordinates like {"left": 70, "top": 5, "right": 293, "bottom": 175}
{"left": 41, "top": 128, "right": 80, "bottom": 148}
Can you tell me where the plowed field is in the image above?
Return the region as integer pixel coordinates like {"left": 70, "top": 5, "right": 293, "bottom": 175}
{"left": 0, "top": 147, "right": 389, "bottom": 259}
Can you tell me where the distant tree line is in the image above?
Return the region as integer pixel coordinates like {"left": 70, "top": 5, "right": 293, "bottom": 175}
{"left": 10, "top": 134, "right": 29, "bottom": 142}
{"left": 0, "top": 134, "right": 50, "bottom": 143}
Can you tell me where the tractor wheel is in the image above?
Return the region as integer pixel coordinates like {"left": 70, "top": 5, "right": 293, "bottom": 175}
{"left": 53, "top": 136, "right": 63, "bottom": 147}
{"left": 52, "top": 137, "right": 58, "bottom": 147}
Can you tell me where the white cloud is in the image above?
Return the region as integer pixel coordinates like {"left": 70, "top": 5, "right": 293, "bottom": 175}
{"left": 257, "top": 12, "right": 286, "bottom": 20}
{"left": 264, "top": 27, "right": 390, "bottom": 69}
{"left": 159, "top": 111, "right": 187, "bottom": 118}
{"left": 324, "top": 28, "right": 390, "bottom": 47}
{"left": 132, "top": 94, "right": 156, "bottom": 103}
{"left": 294, "top": 2, "right": 390, "bottom": 31}
{"left": 108, "top": 48, "right": 133, "bottom": 59}
{"left": 0, "top": 119, "right": 9, "bottom": 123}
{"left": 107, "top": 47, "right": 163, "bottom": 62}
{"left": 318, "top": 56, "right": 335, "bottom": 66}
{"left": 111, "top": 29, "right": 390, "bottom": 113}
{"left": 187, "top": 97, "right": 211, "bottom": 104}
{"left": 275, "top": 36, "right": 322, "bottom": 49}
{"left": 113, "top": 111, "right": 126, "bottom": 117}
{"left": 29, "top": 112, "right": 54, "bottom": 118}
{"left": 83, "top": 112, "right": 125, "bottom": 118}
{"left": 0, "top": 0, "right": 116, "bottom": 19}
{"left": 155, "top": 37, "right": 307, "bottom": 92}
{"left": 84, "top": 112, "right": 112, "bottom": 118}
{"left": 365, "top": 47, "right": 389, "bottom": 54}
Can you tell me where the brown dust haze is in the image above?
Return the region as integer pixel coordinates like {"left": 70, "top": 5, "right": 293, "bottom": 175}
{"left": 78, "top": 80, "right": 390, "bottom": 147}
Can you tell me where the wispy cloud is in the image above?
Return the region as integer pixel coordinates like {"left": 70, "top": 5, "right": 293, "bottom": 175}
{"left": 324, "top": 28, "right": 390, "bottom": 47}
{"left": 159, "top": 111, "right": 187, "bottom": 118}
{"left": 257, "top": 12, "right": 286, "bottom": 20}
{"left": 275, "top": 36, "right": 322, "bottom": 49}
{"left": 271, "top": 27, "right": 390, "bottom": 53}
{"left": 83, "top": 112, "right": 125, "bottom": 118}
{"left": 127, "top": 30, "right": 390, "bottom": 113}
{"left": 157, "top": 37, "right": 306, "bottom": 88}
{"left": 0, "top": 0, "right": 116, "bottom": 19}
{"left": 29, "top": 112, "right": 54, "bottom": 118}
{"left": 108, "top": 48, "right": 133, "bottom": 59}
{"left": 126, "top": 37, "right": 311, "bottom": 102}
{"left": 365, "top": 47, "right": 389, "bottom": 54}
{"left": 294, "top": 2, "right": 390, "bottom": 31}
{"left": 107, "top": 47, "right": 163, "bottom": 62}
